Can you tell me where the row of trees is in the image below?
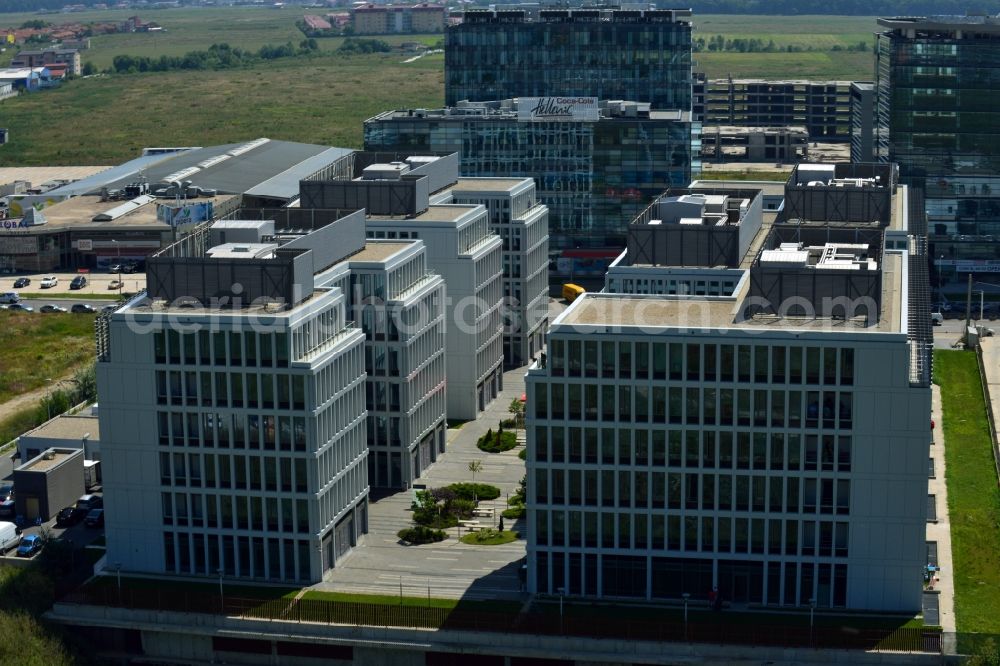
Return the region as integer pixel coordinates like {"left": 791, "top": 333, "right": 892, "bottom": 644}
{"left": 336, "top": 38, "right": 392, "bottom": 55}
{"left": 110, "top": 40, "right": 318, "bottom": 74}
{"left": 694, "top": 35, "right": 868, "bottom": 53}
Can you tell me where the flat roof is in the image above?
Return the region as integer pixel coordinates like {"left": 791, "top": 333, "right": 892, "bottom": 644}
{"left": 21, "top": 414, "right": 99, "bottom": 442}
{"left": 691, "top": 179, "right": 786, "bottom": 198}
{"left": 449, "top": 178, "right": 531, "bottom": 192}
{"left": 878, "top": 15, "right": 1000, "bottom": 34}
{"left": 559, "top": 250, "right": 902, "bottom": 334}
{"left": 16, "top": 448, "right": 81, "bottom": 473}
{"left": 371, "top": 204, "right": 478, "bottom": 224}
{"left": 11, "top": 193, "right": 234, "bottom": 232}
{"left": 0, "top": 166, "right": 111, "bottom": 188}
{"left": 349, "top": 241, "right": 414, "bottom": 262}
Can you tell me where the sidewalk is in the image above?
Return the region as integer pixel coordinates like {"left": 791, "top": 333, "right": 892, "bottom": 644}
{"left": 980, "top": 337, "right": 1000, "bottom": 448}
{"left": 927, "top": 384, "right": 956, "bottom": 634}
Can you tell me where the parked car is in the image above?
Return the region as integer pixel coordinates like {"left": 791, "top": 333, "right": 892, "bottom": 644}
{"left": 931, "top": 312, "right": 944, "bottom": 326}
{"left": 101, "top": 305, "right": 116, "bottom": 314}
{"left": 39, "top": 276, "right": 59, "bottom": 288}
{"left": 84, "top": 509, "right": 104, "bottom": 528}
{"left": 0, "top": 500, "right": 13, "bottom": 519}
{"left": 55, "top": 506, "right": 81, "bottom": 527}
{"left": 108, "top": 280, "right": 123, "bottom": 290}
{"left": 121, "top": 263, "right": 138, "bottom": 274}
{"left": 7, "top": 303, "right": 33, "bottom": 313}
{"left": 0, "top": 522, "right": 20, "bottom": 553}
{"left": 71, "top": 304, "right": 97, "bottom": 314}
{"left": 40, "top": 304, "right": 68, "bottom": 314}
{"left": 16, "top": 534, "right": 43, "bottom": 557}
{"left": 0, "top": 292, "right": 19, "bottom": 304}
{"left": 108, "top": 263, "right": 122, "bottom": 273}
{"left": 0, "top": 485, "right": 12, "bottom": 502}
{"left": 69, "top": 276, "right": 87, "bottom": 290}
{"left": 12, "top": 278, "right": 29, "bottom": 288}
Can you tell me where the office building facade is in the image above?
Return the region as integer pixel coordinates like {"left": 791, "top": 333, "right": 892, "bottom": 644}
{"left": 525, "top": 164, "right": 932, "bottom": 611}
{"left": 365, "top": 100, "right": 697, "bottom": 260}
{"left": 98, "top": 214, "right": 372, "bottom": 584}
{"left": 445, "top": 8, "right": 692, "bottom": 110}
{"left": 321, "top": 241, "right": 447, "bottom": 490}
{"left": 300, "top": 154, "right": 506, "bottom": 420}
{"left": 444, "top": 178, "right": 549, "bottom": 367}
{"left": 876, "top": 16, "right": 1000, "bottom": 284}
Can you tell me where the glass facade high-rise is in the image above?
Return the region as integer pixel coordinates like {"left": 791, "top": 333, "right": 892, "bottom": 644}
{"left": 365, "top": 100, "right": 698, "bottom": 265}
{"left": 876, "top": 16, "right": 1000, "bottom": 287}
{"left": 445, "top": 8, "right": 693, "bottom": 111}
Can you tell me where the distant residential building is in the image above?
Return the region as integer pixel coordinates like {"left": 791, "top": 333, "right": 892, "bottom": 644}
{"left": 0, "top": 82, "right": 16, "bottom": 102}
{"left": 445, "top": 8, "right": 692, "bottom": 110}
{"left": 850, "top": 82, "right": 875, "bottom": 163}
{"left": 365, "top": 99, "right": 697, "bottom": 267}
{"left": 526, "top": 162, "right": 933, "bottom": 612}
{"left": 303, "top": 14, "right": 333, "bottom": 31}
{"left": 0, "top": 67, "right": 45, "bottom": 92}
{"left": 876, "top": 16, "right": 1000, "bottom": 285}
{"left": 695, "top": 77, "right": 852, "bottom": 141}
{"left": 12, "top": 48, "right": 81, "bottom": 76}
{"left": 352, "top": 4, "right": 445, "bottom": 35}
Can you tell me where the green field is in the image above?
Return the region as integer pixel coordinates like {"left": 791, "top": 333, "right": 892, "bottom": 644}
{"left": 934, "top": 350, "right": 1000, "bottom": 635}
{"left": 0, "top": 311, "right": 96, "bottom": 404}
{"left": 0, "top": 8, "right": 875, "bottom": 166}
{"left": 0, "top": 52, "right": 443, "bottom": 165}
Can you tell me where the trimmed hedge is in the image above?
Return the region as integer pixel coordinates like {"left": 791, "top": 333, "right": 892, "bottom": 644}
{"left": 447, "top": 482, "right": 501, "bottom": 502}
{"left": 477, "top": 430, "right": 518, "bottom": 453}
{"left": 397, "top": 526, "right": 447, "bottom": 544}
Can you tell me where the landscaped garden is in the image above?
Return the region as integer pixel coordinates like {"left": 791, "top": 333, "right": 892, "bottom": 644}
{"left": 397, "top": 482, "right": 502, "bottom": 544}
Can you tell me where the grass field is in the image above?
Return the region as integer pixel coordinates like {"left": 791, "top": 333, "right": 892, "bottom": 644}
{"left": 0, "top": 52, "right": 443, "bottom": 165}
{"left": 933, "top": 350, "right": 1000, "bottom": 634}
{"left": 0, "top": 311, "right": 96, "bottom": 404}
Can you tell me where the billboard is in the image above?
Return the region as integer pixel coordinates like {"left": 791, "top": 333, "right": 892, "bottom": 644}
{"left": 518, "top": 97, "right": 599, "bottom": 122}
{"left": 157, "top": 201, "right": 214, "bottom": 230}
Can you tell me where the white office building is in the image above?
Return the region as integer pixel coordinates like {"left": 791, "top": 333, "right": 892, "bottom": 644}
{"left": 319, "top": 241, "right": 447, "bottom": 489}
{"left": 97, "top": 214, "right": 373, "bottom": 584}
{"left": 443, "top": 177, "right": 549, "bottom": 367}
{"left": 525, "top": 164, "right": 933, "bottom": 611}
{"left": 299, "top": 154, "right": 506, "bottom": 420}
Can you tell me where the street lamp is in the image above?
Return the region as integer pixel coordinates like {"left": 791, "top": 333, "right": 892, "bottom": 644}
{"left": 217, "top": 568, "right": 225, "bottom": 613}
{"left": 974, "top": 290, "right": 985, "bottom": 321}
{"left": 556, "top": 586, "right": 565, "bottom": 634}
{"left": 682, "top": 592, "right": 691, "bottom": 640}
{"left": 809, "top": 597, "right": 816, "bottom": 644}
{"left": 111, "top": 239, "right": 121, "bottom": 296}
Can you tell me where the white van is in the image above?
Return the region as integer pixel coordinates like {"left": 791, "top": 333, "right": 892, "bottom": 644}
{"left": 0, "top": 521, "right": 20, "bottom": 553}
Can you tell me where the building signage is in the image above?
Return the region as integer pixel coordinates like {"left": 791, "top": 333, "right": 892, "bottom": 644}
{"left": 0, "top": 218, "right": 29, "bottom": 230}
{"left": 157, "top": 201, "right": 214, "bottom": 229}
{"left": 518, "top": 97, "right": 599, "bottom": 122}
{"left": 77, "top": 239, "right": 93, "bottom": 251}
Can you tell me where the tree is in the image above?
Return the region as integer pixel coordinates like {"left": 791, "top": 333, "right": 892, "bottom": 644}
{"left": 81, "top": 61, "right": 97, "bottom": 76}
{"left": 468, "top": 460, "right": 483, "bottom": 503}
{"left": 508, "top": 397, "right": 525, "bottom": 429}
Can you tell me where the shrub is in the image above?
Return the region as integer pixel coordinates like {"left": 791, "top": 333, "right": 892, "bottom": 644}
{"left": 502, "top": 505, "right": 525, "bottom": 520}
{"left": 450, "top": 498, "right": 475, "bottom": 519}
{"left": 477, "top": 430, "right": 517, "bottom": 453}
{"left": 518, "top": 448, "right": 526, "bottom": 460}
{"left": 499, "top": 418, "right": 517, "bottom": 429}
{"left": 397, "top": 526, "right": 446, "bottom": 545}
{"left": 448, "top": 482, "right": 501, "bottom": 502}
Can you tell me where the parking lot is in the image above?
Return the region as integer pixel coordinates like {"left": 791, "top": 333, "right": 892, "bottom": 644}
{"left": 0, "top": 271, "right": 146, "bottom": 297}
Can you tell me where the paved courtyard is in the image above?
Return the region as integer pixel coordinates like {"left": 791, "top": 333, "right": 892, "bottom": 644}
{"left": 313, "top": 364, "right": 532, "bottom": 601}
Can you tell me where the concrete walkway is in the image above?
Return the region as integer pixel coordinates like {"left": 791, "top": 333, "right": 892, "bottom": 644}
{"left": 980, "top": 336, "right": 1000, "bottom": 448}
{"left": 927, "top": 384, "right": 956, "bottom": 635}
{"left": 311, "top": 364, "right": 531, "bottom": 600}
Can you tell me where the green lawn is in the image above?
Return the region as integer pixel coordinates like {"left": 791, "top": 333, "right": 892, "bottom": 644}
{"left": 698, "top": 170, "right": 789, "bottom": 182}
{"left": 85, "top": 575, "right": 299, "bottom": 601}
{"left": 459, "top": 529, "right": 520, "bottom": 545}
{"left": 0, "top": 406, "right": 39, "bottom": 448}
{"left": 0, "top": 51, "right": 443, "bottom": 166}
{"left": 0, "top": 311, "right": 97, "bottom": 404}
{"left": 695, "top": 50, "right": 873, "bottom": 80}
{"left": 934, "top": 350, "right": 1000, "bottom": 634}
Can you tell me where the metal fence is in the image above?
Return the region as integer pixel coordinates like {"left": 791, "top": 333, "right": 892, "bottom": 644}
{"left": 60, "top": 586, "right": 940, "bottom": 653}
